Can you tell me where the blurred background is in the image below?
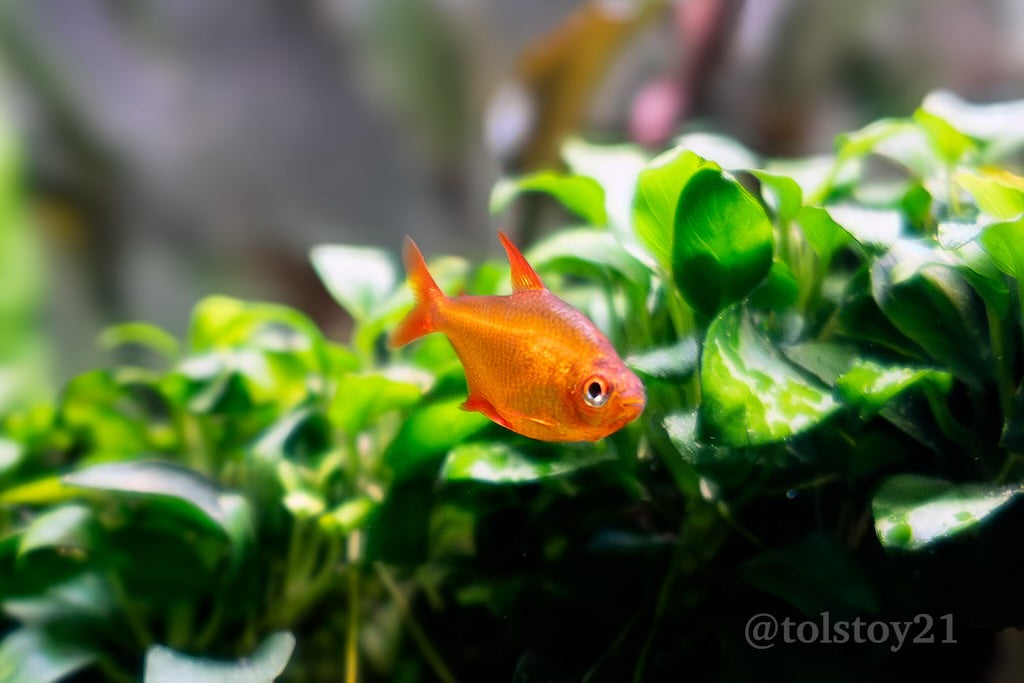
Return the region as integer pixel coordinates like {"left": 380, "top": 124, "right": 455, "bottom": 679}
{"left": 2, "top": 0, "right": 1024, "bottom": 394}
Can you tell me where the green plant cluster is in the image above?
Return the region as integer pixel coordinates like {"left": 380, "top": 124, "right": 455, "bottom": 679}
{"left": 4, "top": 90, "right": 1024, "bottom": 681}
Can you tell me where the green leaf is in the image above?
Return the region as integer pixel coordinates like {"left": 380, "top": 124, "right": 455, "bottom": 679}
{"left": 18, "top": 505, "right": 94, "bottom": 556}
{"left": 739, "top": 534, "right": 879, "bottom": 616}
{"left": 439, "top": 442, "right": 613, "bottom": 484}
{"left": 835, "top": 118, "right": 934, "bottom": 177}
{"left": 795, "top": 206, "right": 852, "bottom": 267}
{"left": 980, "top": 217, "right": 1024, "bottom": 279}
{"left": 672, "top": 169, "right": 774, "bottom": 317}
{"left": 836, "top": 360, "right": 952, "bottom": 418}
{"left": 319, "top": 497, "right": 377, "bottom": 536}
{"left": 143, "top": 631, "right": 295, "bottom": 683}
{"left": 699, "top": 305, "right": 839, "bottom": 446}
{"left": 871, "top": 242, "right": 992, "bottom": 386}
{"left": 922, "top": 90, "right": 1024, "bottom": 160}
{"left": 252, "top": 408, "right": 330, "bottom": 462}
{"left": 187, "top": 297, "right": 324, "bottom": 355}
{"left": 0, "top": 476, "right": 77, "bottom": 506}
{"left": 956, "top": 170, "right": 1024, "bottom": 220}
{"left": 328, "top": 372, "right": 427, "bottom": 435}
{"left": 525, "top": 228, "right": 649, "bottom": 287}
{"left": 0, "top": 628, "right": 95, "bottom": 683}
{"left": 0, "top": 436, "right": 23, "bottom": 476}
{"left": 490, "top": 172, "right": 607, "bottom": 225}
{"left": 632, "top": 147, "right": 708, "bottom": 271}
{"left": 99, "top": 322, "right": 179, "bottom": 359}
{"left": 310, "top": 244, "right": 398, "bottom": 322}
{"left": 3, "top": 572, "right": 115, "bottom": 624}
{"left": 748, "top": 260, "right": 800, "bottom": 311}
{"left": 752, "top": 171, "right": 802, "bottom": 223}
{"left": 764, "top": 154, "right": 858, "bottom": 204}
{"left": 63, "top": 461, "right": 251, "bottom": 546}
{"left": 675, "top": 132, "right": 759, "bottom": 170}
{"left": 912, "top": 108, "right": 976, "bottom": 166}
{"left": 384, "top": 398, "right": 491, "bottom": 475}
{"left": 625, "top": 337, "right": 699, "bottom": 381}
{"left": 872, "top": 475, "right": 1023, "bottom": 551}
{"left": 823, "top": 205, "right": 902, "bottom": 251}
{"left": 562, "top": 138, "right": 648, "bottom": 238}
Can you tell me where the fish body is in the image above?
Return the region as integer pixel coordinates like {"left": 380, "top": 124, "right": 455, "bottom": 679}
{"left": 390, "top": 232, "right": 645, "bottom": 442}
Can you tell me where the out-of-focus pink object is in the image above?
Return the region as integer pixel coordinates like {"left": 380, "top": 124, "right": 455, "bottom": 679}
{"left": 629, "top": 77, "right": 686, "bottom": 147}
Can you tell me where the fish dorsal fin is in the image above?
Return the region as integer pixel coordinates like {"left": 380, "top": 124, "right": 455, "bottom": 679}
{"left": 498, "top": 231, "right": 545, "bottom": 292}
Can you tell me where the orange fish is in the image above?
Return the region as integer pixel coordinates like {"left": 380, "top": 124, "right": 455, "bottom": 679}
{"left": 389, "top": 232, "right": 646, "bottom": 442}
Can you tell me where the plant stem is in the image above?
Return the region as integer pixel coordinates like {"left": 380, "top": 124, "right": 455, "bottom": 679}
{"left": 346, "top": 563, "right": 360, "bottom": 683}
{"left": 987, "top": 302, "right": 1014, "bottom": 418}
{"left": 374, "top": 562, "right": 456, "bottom": 683}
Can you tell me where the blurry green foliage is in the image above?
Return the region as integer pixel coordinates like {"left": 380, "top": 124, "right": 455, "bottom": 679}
{"left": 4, "top": 91, "right": 1024, "bottom": 680}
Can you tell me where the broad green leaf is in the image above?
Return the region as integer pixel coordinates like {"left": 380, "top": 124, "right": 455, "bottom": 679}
{"left": 0, "top": 476, "right": 77, "bottom": 505}
{"left": 187, "top": 297, "right": 323, "bottom": 356}
{"left": 3, "top": 572, "right": 114, "bottom": 624}
{"left": 752, "top": 171, "right": 802, "bottom": 223}
{"left": 98, "top": 322, "right": 179, "bottom": 360}
{"left": 63, "top": 461, "right": 249, "bottom": 545}
{"left": 871, "top": 242, "right": 992, "bottom": 385}
{"left": 144, "top": 631, "right": 295, "bottom": 683}
{"left": 282, "top": 490, "right": 325, "bottom": 518}
{"left": 18, "top": 505, "right": 94, "bottom": 556}
{"left": 310, "top": 244, "right": 397, "bottom": 322}
{"left": 922, "top": 90, "right": 1024, "bottom": 160}
{"left": 699, "top": 305, "right": 839, "bottom": 446}
{"left": 980, "top": 217, "right": 1024, "bottom": 278}
{"left": 0, "top": 437, "right": 22, "bottom": 476}
{"left": 675, "top": 132, "right": 758, "bottom": 170}
{"left": 872, "top": 474, "right": 1022, "bottom": 550}
{"left": 835, "top": 118, "right": 934, "bottom": 177}
{"left": 936, "top": 219, "right": 985, "bottom": 250}
{"left": 738, "top": 534, "right": 879, "bottom": 616}
{"left": 439, "top": 442, "right": 612, "bottom": 483}
{"left": 525, "top": 228, "right": 649, "bottom": 287}
{"left": 384, "top": 398, "right": 490, "bottom": 475}
{"left": 823, "top": 205, "right": 901, "bottom": 251}
{"left": 956, "top": 170, "right": 1024, "bottom": 220}
{"left": 626, "top": 337, "right": 699, "bottom": 381}
{"left": 319, "top": 497, "right": 376, "bottom": 535}
{"left": 795, "top": 206, "right": 852, "bottom": 267}
{"left": 632, "top": 147, "right": 708, "bottom": 271}
{"left": 252, "top": 408, "right": 330, "bottom": 462}
{"left": 0, "top": 628, "right": 95, "bottom": 683}
{"left": 764, "top": 154, "right": 859, "bottom": 204}
{"left": 562, "top": 138, "right": 648, "bottom": 238}
{"left": 490, "top": 172, "right": 607, "bottom": 225}
{"left": 748, "top": 260, "right": 799, "bottom": 311}
{"left": 672, "top": 169, "right": 773, "bottom": 317}
{"left": 912, "top": 108, "right": 976, "bottom": 166}
{"left": 836, "top": 360, "right": 952, "bottom": 417}
{"left": 782, "top": 342, "right": 860, "bottom": 385}
{"left": 328, "top": 372, "right": 426, "bottom": 435}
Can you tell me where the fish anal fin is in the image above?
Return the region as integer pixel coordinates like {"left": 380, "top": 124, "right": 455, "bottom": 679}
{"left": 498, "top": 231, "right": 545, "bottom": 292}
{"left": 461, "top": 393, "right": 513, "bottom": 430}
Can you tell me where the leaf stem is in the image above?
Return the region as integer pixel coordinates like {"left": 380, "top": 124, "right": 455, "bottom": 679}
{"left": 374, "top": 562, "right": 457, "bottom": 683}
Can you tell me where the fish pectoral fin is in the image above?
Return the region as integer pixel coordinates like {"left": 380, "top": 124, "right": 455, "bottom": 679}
{"left": 461, "top": 394, "right": 513, "bottom": 430}
{"left": 494, "top": 405, "right": 558, "bottom": 429}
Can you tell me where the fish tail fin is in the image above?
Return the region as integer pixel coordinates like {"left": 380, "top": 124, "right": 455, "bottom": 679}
{"left": 389, "top": 236, "right": 444, "bottom": 348}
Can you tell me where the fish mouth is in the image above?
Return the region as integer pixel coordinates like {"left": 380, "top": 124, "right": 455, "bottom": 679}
{"left": 620, "top": 398, "right": 646, "bottom": 411}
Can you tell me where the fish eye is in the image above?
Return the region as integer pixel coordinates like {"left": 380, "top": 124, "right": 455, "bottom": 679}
{"left": 583, "top": 377, "right": 611, "bottom": 408}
